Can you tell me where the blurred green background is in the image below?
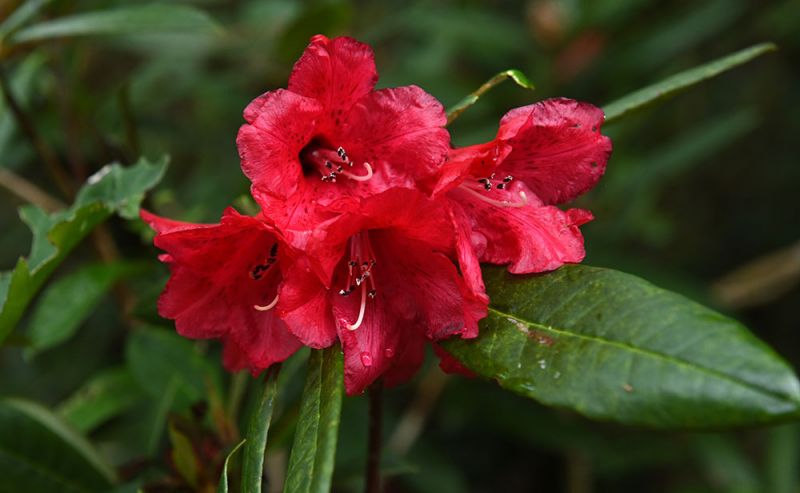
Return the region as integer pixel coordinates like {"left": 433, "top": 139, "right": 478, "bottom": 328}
{"left": 1, "top": 0, "right": 799, "bottom": 492}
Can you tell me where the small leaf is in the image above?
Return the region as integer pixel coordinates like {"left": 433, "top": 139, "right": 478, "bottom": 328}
{"left": 242, "top": 368, "right": 280, "bottom": 493}
{"left": 26, "top": 262, "right": 141, "bottom": 355}
{"left": 217, "top": 440, "right": 245, "bottom": 493}
{"left": 284, "top": 347, "right": 344, "bottom": 493}
{"left": 168, "top": 422, "right": 199, "bottom": 488}
{"left": 9, "top": 4, "right": 221, "bottom": 45}
{"left": 603, "top": 43, "right": 776, "bottom": 124}
{"left": 0, "top": 398, "right": 115, "bottom": 492}
{"left": 442, "top": 265, "right": 800, "bottom": 429}
{"left": 446, "top": 69, "right": 534, "bottom": 124}
{"left": 125, "top": 327, "right": 215, "bottom": 410}
{"left": 0, "top": 156, "right": 167, "bottom": 344}
{"left": 57, "top": 367, "right": 145, "bottom": 433}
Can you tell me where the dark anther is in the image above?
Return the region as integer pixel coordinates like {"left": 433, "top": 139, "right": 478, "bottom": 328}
{"left": 497, "top": 183, "right": 506, "bottom": 190}
{"left": 325, "top": 161, "right": 333, "bottom": 169}
{"left": 504, "top": 176, "right": 513, "bottom": 182}
{"left": 269, "top": 244, "right": 278, "bottom": 257}
{"left": 368, "top": 289, "right": 377, "bottom": 299}
{"left": 349, "top": 260, "right": 358, "bottom": 267}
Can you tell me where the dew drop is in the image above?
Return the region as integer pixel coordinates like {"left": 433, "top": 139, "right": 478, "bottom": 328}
{"left": 384, "top": 347, "right": 395, "bottom": 358}
{"left": 360, "top": 352, "right": 373, "bottom": 367}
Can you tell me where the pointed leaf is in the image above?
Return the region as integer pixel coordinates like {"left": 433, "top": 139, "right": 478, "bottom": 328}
{"left": 9, "top": 4, "right": 220, "bottom": 45}
{"left": 0, "top": 398, "right": 115, "bottom": 492}
{"left": 0, "top": 156, "right": 167, "bottom": 344}
{"left": 442, "top": 265, "right": 800, "bottom": 429}
{"left": 604, "top": 43, "right": 776, "bottom": 124}
{"left": 284, "top": 347, "right": 344, "bottom": 493}
{"left": 217, "top": 440, "right": 245, "bottom": 493}
{"left": 242, "top": 368, "right": 280, "bottom": 493}
{"left": 57, "top": 367, "right": 145, "bottom": 433}
{"left": 446, "top": 69, "right": 534, "bottom": 124}
{"left": 26, "top": 262, "right": 141, "bottom": 355}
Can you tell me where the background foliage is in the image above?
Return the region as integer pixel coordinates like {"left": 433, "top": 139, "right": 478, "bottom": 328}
{"left": 1, "top": 0, "right": 798, "bottom": 492}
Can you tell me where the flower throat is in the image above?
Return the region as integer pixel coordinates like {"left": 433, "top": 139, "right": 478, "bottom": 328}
{"left": 299, "top": 138, "right": 373, "bottom": 183}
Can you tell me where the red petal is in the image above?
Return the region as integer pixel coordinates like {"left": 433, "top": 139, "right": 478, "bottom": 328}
{"left": 428, "top": 141, "right": 511, "bottom": 197}
{"left": 288, "top": 35, "right": 378, "bottom": 123}
{"left": 496, "top": 98, "right": 612, "bottom": 204}
{"left": 145, "top": 209, "right": 301, "bottom": 369}
{"left": 433, "top": 344, "right": 477, "bottom": 378}
{"left": 278, "top": 258, "right": 339, "bottom": 348}
{"left": 345, "top": 86, "right": 449, "bottom": 184}
{"left": 449, "top": 185, "right": 591, "bottom": 273}
{"left": 237, "top": 90, "right": 322, "bottom": 199}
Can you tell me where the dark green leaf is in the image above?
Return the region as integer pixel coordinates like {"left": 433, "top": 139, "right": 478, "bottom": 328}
{"left": 442, "top": 265, "right": 800, "bottom": 429}
{"left": 284, "top": 347, "right": 344, "bottom": 493}
{"left": 125, "top": 327, "right": 214, "bottom": 410}
{"left": 242, "top": 368, "right": 280, "bottom": 493}
{"left": 0, "top": 398, "right": 115, "bottom": 493}
{"left": 217, "top": 440, "right": 245, "bottom": 493}
{"left": 26, "top": 262, "right": 140, "bottom": 355}
{"left": 603, "top": 43, "right": 776, "bottom": 124}
{"left": 9, "top": 4, "right": 221, "bottom": 45}
{"left": 446, "top": 69, "right": 534, "bottom": 124}
{"left": 0, "top": 157, "right": 167, "bottom": 344}
{"left": 57, "top": 367, "right": 145, "bottom": 433}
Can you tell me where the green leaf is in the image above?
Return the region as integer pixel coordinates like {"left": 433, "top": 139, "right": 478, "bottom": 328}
{"left": 9, "top": 4, "right": 221, "bottom": 45}
{"left": 0, "top": 156, "right": 167, "bottom": 345}
{"left": 0, "top": 0, "right": 51, "bottom": 39}
{"left": 26, "top": 262, "right": 140, "bottom": 355}
{"left": 0, "top": 398, "right": 115, "bottom": 492}
{"left": 442, "top": 265, "right": 800, "bottom": 429}
{"left": 446, "top": 69, "right": 534, "bottom": 124}
{"left": 125, "top": 327, "right": 214, "bottom": 410}
{"left": 168, "top": 422, "right": 199, "bottom": 488}
{"left": 242, "top": 368, "right": 280, "bottom": 493}
{"left": 603, "top": 43, "right": 776, "bottom": 124}
{"left": 57, "top": 367, "right": 145, "bottom": 433}
{"left": 284, "top": 347, "right": 344, "bottom": 493}
{"left": 217, "top": 440, "right": 245, "bottom": 493}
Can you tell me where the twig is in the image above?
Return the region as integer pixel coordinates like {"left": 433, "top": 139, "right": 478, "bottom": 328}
{"left": 0, "top": 165, "right": 65, "bottom": 212}
{"left": 387, "top": 367, "right": 450, "bottom": 457}
{"left": 365, "top": 380, "right": 384, "bottom": 493}
{"left": 0, "top": 65, "right": 75, "bottom": 199}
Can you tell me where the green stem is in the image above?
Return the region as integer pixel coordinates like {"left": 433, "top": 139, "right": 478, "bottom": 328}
{"left": 242, "top": 365, "right": 281, "bottom": 493}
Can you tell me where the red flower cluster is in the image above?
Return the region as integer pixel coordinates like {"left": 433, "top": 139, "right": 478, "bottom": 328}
{"left": 144, "top": 35, "right": 612, "bottom": 395}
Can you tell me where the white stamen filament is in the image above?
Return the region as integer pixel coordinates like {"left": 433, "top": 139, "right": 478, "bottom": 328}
{"left": 340, "top": 162, "right": 373, "bottom": 182}
{"left": 459, "top": 184, "right": 529, "bottom": 208}
{"left": 346, "top": 282, "right": 368, "bottom": 331}
{"left": 254, "top": 293, "right": 280, "bottom": 311}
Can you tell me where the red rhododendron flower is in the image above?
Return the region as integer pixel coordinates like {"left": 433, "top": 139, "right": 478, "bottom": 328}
{"left": 237, "top": 35, "right": 449, "bottom": 220}
{"left": 434, "top": 98, "right": 612, "bottom": 293}
{"left": 276, "top": 189, "right": 487, "bottom": 394}
{"left": 141, "top": 208, "right": 302, "bottom": 372}
{"left": 143, "top": 34, "right": 611, "bottom": 396}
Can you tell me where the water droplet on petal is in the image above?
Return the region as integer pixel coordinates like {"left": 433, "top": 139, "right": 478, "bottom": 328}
{"left": 384, "top": 347, "right": 395, "bottom": 358}
{"left": 360, "top": 352, "right": 373, "bottom": 367}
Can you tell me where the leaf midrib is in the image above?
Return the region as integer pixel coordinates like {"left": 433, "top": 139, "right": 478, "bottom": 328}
{"left": 487, "top": 306, "right": 800, "bottom": 405}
